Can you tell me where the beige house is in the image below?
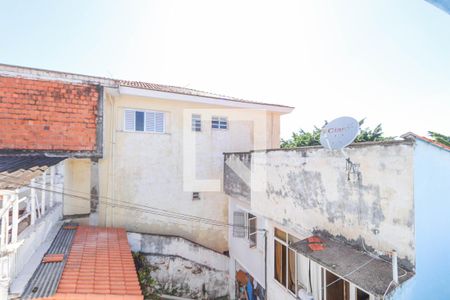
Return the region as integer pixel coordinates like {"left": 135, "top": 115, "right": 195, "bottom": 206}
{"left": 64, "top": 80, "right": 293, "bottom": 252}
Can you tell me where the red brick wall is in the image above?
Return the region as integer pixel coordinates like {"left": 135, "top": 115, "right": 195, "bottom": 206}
{"left": 0, "top": 76, "right": 99, "bottom": 152}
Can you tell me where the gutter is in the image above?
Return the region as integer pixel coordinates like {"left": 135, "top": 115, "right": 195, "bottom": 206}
{"left": 118, "top": 86, "right": 294, "bottom": 114}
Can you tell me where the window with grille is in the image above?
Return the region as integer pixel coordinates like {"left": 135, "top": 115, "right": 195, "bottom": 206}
{"left": 124, "top": 109, "right": 165, "bottom": 133}
{"left": 192, "top": 114, "right": 201, "bottom": 132}
{"left": 233, "top": 211, "right": 246, "bottom": 238}
{"left": 211, "top": 116, "right": 228, "bottom": 129}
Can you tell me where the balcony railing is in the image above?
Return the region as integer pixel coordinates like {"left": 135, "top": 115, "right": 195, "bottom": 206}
{"left": 0, "top": 166, "right": 61, "bottom": 253}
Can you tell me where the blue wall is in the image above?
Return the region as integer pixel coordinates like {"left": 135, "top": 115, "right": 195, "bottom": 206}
{"left": 393, "top": 139, "right": 450, "bottom": 299}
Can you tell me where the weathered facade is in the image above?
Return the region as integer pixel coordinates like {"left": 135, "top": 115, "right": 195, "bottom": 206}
{"left": 225, "top": 136, "right": 450, "bottom": 299}
{"left": 85, "top": 84, "right": 291, "bottom": 253}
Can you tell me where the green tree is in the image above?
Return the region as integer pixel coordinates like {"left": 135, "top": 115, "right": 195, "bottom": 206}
{"left": 428, "top": 131, "right": 450, "bottom": 147}
{"left": 281, "top": 119, "right": 393, "bottom": 148}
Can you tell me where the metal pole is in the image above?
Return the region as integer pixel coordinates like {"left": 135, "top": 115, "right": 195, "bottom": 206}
{"left": 30, "top": 178, "right": 36, "bottom": 225}
{"left": 12, "top": 192, "right": 19, "bottom": 244}
{"left": 50, "top": 167, "right": 55, "bottom": 207}
{"left": 392, "top": 250, "right": 399, "bottom": 284}
{"left": 41, "top": 170, "right": 46, "bottom": 215}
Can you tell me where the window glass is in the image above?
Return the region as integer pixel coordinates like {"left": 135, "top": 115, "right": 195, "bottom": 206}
{"left": 356, "top": 288, "right": 370, "bottom": 300}
{"left": 288, "top": 248, "right": 296, "bottom": 293}
{"left": 248, "top": 214, "right": 257, "bottom": 247}
{"left": 135, "top": 111, "right": 145, "bottom": 131}
{"left": 192, "top": 114, "right": 201, "bottom": 131}
{"left": 275, "top": 228, "right": 287, "bottom": 242}
{"left": 212, "top": 116, "right": 228, "bottom": 129}
{"left": 297, "top": 254, "right": 308, "bottom": 290}
{"left": 274, "top": 240, "right": 287, "bottom": 286}
{"left": 325, "top": 270, "right": 350, "bottom": 300}
{"left": 220, "top": 117, "right": 228, "bottom": 129}
{"left": 288, "top": 234, "right": 300, "bottom": 245}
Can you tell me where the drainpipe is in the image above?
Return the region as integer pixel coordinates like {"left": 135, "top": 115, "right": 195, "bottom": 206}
{"left": 264, "top": 229, "right": 268, "bottom": 300}
{"left": 392, "top": 250, "right": 398, "bottom": 284}
{"left": 106, "top": 93, "right": 116, "bottom": 227}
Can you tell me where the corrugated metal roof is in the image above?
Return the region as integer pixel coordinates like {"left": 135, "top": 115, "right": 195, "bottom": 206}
{"left": 0, "top": 155, "right": 65, "bottom": 189}
{"left": 21, "top": 224, "right": 77, "bottom": 299}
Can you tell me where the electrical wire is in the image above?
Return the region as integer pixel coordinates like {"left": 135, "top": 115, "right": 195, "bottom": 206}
{"left": 0, "top": 176, "right": 265, "bottom": 231}
{"left": 318, "top": 257, "right": 376, "bottom": 293}
{"left": 361, "top": 237, "right": 409, "bottom": 278}
{"left": 1, "top": 174, "right": 406, "bottom": 297}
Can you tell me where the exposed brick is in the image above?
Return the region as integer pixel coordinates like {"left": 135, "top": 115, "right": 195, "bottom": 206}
{"left": 0, "top": 76, "right": 99, "bottom": 152}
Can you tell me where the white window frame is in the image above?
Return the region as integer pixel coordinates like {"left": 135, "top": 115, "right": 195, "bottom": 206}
{"left": 124, "top": 109, "right": 166, "bottom": 133}
{"left": 247, "top": 213, "right": 257, "bottom": 248}
{"left": 211, "top": 116, "right": 228, "bottom": 130}
{"left": 192, "top": 114, "right": 202, "bottom": 132}
{"left": 233, "top": 210, "right": 258, "bottom": 248}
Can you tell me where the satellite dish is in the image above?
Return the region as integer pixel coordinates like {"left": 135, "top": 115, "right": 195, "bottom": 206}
{"left": 320, "top": 117, "right": 360, "bottom": 150}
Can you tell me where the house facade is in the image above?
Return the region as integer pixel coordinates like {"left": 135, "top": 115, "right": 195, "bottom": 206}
{"left": 62, "top": 79, "right": 292, "bottom": 253}
{"left": 0, "top": 63, "right": 293, "bottom": 255}
{"left": 224, "top": 136, "right": 450, "bottom": 299}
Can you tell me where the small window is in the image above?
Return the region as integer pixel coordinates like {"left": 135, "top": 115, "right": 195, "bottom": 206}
{"left": 124, "top": 109, "right": 165, "bottom": 133}
{"left": 248, "top": 213, "right": 257, "bottom": 247}
{"left": 192, "top": 192, "right": 200, "bottom": 201}
{"left": 192, "top": 114, "right": 201, "bottom": 132}
{"left": 212, "top": 116, "right": 228, "bottom": 129}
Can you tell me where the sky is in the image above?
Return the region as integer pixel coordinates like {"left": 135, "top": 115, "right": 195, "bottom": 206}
{"left": 0, "top": 0, "right": 449, "bottom": 139}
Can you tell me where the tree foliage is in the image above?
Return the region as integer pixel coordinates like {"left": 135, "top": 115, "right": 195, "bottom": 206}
{"left": 428, "top": 131, "right": 450, "bottom": 147}
{"left": 281, "top": 119, "right": 393, "bottom": 148}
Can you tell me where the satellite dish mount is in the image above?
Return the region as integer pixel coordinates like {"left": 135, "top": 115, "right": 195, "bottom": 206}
{"left": 319, "top": 117, "right": 361, "bottom": 180}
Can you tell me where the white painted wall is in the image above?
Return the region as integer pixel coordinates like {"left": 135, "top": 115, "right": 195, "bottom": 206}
{"left": 228, "top": 198, "right": 266, "bottom": 288}
{"left": 391, "top": 140, "right": 450, "bottom": 300}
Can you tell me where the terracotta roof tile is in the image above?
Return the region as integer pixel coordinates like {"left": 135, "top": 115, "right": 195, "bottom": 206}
{"left": 36, "top": 226, "right": 143, "bottom": 300}
{"left": 119, "top": 80, "right": 294, "bottom": 109}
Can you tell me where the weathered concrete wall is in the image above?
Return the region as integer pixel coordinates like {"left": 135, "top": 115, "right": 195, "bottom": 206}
{"left": 128, "top": 232, "right": 229, "bottom": 299}
{"left": 224, "top": 153, "right": 251, "bottom": 203}
{"left": 145, "top": 255, "right": 229, "bottom": 299}
{"left": 391, "top": 140, "right": 450, "bottom": 300}
{"left": 128, "top": 232, "right": 229, "bottom": 272}
{"left": 226, "top": 141, "right": 416, "bottom": 269}
{"left": 94, "top": 91, "right": 281, "bottom": 252}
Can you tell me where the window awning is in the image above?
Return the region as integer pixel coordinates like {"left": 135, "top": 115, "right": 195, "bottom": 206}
{"left": 290, "top": 236, "right": 414, "bottom": 297}
{"left": 0, "top": 155, "right": 65, "bottom": 189}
